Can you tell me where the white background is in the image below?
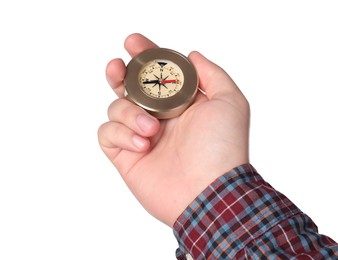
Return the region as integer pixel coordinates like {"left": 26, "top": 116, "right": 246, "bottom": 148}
{"left": 1, "top": 1, "right": 337, "bottom": 259}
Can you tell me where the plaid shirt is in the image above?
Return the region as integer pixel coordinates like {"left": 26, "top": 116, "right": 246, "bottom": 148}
{"left": 173, "top": 164, "right": 338, "bottom": 259}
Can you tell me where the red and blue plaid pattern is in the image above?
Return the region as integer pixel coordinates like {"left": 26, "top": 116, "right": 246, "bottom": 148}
{"left": 173, "top": 164, "right": 338, "bottom": 259}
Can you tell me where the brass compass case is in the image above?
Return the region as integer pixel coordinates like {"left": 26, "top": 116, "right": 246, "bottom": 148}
{"left": 124, "top": 48, "right": 199, "bottom": 119}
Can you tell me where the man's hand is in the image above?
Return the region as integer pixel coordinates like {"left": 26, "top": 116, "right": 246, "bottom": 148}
{"left": 98, "top": 33, "right": 250, "bottom": 227}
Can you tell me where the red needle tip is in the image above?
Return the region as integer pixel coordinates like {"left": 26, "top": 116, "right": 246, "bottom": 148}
{"left": 161, "top": 79, "right": 178, "bottom": 84}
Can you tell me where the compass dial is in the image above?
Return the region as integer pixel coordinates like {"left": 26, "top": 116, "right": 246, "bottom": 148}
{"left": 139, "top": 60, "right": 184, "bottom": 98}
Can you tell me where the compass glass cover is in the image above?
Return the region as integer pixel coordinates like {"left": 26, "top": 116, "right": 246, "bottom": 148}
{"left": 138, "top": 60, "right": 184, "bottom": 99}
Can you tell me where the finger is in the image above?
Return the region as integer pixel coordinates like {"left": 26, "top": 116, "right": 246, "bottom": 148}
{"left": 124, "top": 33, "right": 159, "bottom": 57}
{"left": 188, "top": 51, "right": 241, "bottom": 100}
{"left": 98, "top": 121, "right": 150, "bottom": 152}
{"left": 106, "top": 33, "right": 158, "bottom": 98}
{"left": 107, "top": 98, "right": 160, "bottom": 137}
{"left": 105, "top": 58, "right": 126, "bottom": 98}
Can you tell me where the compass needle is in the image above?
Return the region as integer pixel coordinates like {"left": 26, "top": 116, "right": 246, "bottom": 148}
{"left": 143, "top": 80, "right": 160, "bottom": 84}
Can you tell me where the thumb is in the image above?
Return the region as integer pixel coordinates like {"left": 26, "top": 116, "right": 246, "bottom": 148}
{"left": 188, "top": 51, "right": 240, "bottom": 100}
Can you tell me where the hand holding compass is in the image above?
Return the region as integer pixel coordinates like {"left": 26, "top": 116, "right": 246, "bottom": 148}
{"left": 100, "top": 33, "right": 250, "bottom": 227}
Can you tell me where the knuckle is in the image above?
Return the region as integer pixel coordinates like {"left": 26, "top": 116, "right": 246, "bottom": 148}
{"left": 107, "top": 98, "right": 129, "bottom": 118}
{"left": 107, "top": 97, "right": 144, "bottom": 121}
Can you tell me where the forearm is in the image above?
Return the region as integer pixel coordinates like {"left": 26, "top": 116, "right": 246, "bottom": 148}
{"left": 173, "top": 164, "right": 338, "bottom": 259}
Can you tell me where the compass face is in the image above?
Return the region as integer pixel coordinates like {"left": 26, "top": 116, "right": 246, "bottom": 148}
{"left": 139, "top": 60, "right": 184, "bottom": 99}
{"left": 124, "top": 48, "right": 198, "bottom": 119}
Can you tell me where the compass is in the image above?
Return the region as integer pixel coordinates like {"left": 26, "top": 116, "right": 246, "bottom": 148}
{"left": 124, "top": 48, "right": 198, "bottom": 119}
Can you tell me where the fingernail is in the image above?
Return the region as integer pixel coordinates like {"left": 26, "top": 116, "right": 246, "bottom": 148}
{"left": 132, "top": 135, "right": 147, "bottom": 150}
{"left": 136, "top": 114, "right": 156, "bottom": 133}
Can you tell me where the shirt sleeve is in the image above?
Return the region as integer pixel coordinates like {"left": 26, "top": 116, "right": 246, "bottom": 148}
{"left": 173, "top": 164, "right": 338, "bottom": 259}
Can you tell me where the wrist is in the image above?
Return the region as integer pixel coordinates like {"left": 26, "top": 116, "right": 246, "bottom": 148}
{"left": 168, "top": 160, "right": 249, "bottom": 228}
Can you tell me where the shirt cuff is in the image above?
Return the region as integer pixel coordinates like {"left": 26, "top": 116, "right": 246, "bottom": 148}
{"left": 173, "top": 164, "right": 302, "bottom": 259}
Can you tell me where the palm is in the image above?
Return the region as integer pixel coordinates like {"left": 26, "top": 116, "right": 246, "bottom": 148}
{"left": 106, "top": 92, "right": 249, "bottom": 226}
